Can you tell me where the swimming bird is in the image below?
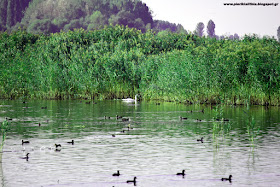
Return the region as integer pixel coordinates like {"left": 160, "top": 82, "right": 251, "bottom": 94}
{"left": 196, "top": 119, "right": 202, "bottom": 122}
{"left": 22, "top": 153, "right": 30, "bottom": 160}
{"left": 41, "top": 106, "right": 47, "bottom": 109}
{"left": 221, "top": 175, "right": 232, "bottom": 182}
{"left": 112, "top": 134, "right": 116, "bottom": 137}
{"left": 104, "top": 116, "right": 111, "bottom": 119}
{"left": 55, "top": 144, "right": 61, "bottom": 148}
{"left": 126, "top": 177, "right": 137, "bottom": 183}
{"left": 112, "top": 170, "right": 120, "bottom": 176}
{"left": 176, "top": 170, "right": 185, "bottom": 176}
{"left": 122, "top": 118, "right": 130, "bottom": 122}
{"left": 22, "top": 140, "right": 30, "bottom": 145}
{"left": 116, "top": 115, "right": 123, "bottom": 120}
{"left": 67, "top": 140, "right": 74, "bottom": 145}
{"left": 197, "top": 137, "right": 203, "bottom": 143}
{"left": 122, "top": 94, "right": 139, "bottom": 103}
{"left": 179, "top": 116, "right": 188, "bottom": 120}
{"left": 39, "top": 123, "right": 41, "bottom": 127}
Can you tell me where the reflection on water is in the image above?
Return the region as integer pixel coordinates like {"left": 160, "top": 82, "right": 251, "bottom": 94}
{"left": 0, "top": 100, "right": 280, "bottom": 186}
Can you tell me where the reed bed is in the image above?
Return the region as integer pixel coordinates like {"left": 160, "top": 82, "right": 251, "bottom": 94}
{"left": 1, "top": 26, "right": 280, "bottom": 105}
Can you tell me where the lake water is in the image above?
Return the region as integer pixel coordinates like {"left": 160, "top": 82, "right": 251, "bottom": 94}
{"left": 0, "top": 100, "right": 280, "bottom": 187}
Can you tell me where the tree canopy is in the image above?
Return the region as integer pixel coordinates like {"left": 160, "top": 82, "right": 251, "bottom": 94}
{"left": 207, "top": 19, "right": 215, "bottom": 38}
{"left": 0, "top": 0, "right": 186, "bottom": 33}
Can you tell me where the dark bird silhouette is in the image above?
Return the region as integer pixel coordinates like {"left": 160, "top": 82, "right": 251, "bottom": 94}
{"left": 176, "top": 170, "right": 185, "bottom": 176}
{"left": 22, "top": 140, "right": 30, "bottom": 145}
{"left": 55, "top": 144, "right": 61, "bottom": 148}
{"left": 67, "top": 140, "right": 74, "bottom": 145}
{"left": 197, "top": 137, "right": 203, "bottom": 143}
{"left": 41, "top": 106, "right": 47, "bottom": 109}
{"left": 112, "top": 170, "right": 120, "bottom": 176}
{"left": 39, "top": 123, "right": 41, "bottom": 127}
{"left": 22, "top": 153, "right": 30, "bottom": 161}
{"left": 221, "top": 175, "right": 232, "bottom": 182}
{"left": 116, "top": 115, "right": 123, "bottom": 120}
{"left": 122, "top": 118, "right": 130, "bottom": 122}
{"left": 126, "top": 177, "right": 137, "bottom": 184}
{"left": 179, "top": 116, "right": 188, "bottom": 120}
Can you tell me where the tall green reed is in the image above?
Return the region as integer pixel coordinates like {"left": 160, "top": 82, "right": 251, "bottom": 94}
{"left": 1, "top": 26, "right": 280, "bottom": 103}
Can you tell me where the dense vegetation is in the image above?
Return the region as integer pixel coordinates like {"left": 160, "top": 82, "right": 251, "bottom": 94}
{"left": 0, "top": 0, "right": 185, "bottom": 34}
{"left": 1, "top": 26, "right": 280, "bottom": 105}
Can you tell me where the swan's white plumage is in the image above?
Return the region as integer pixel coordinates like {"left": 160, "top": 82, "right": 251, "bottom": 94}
{"left": 122, "top": 94, "right": 139, "bottom": 103}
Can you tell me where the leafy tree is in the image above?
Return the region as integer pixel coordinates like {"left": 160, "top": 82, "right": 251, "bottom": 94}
{"left": 64, "top": 19, "right": 85, "bottom": 31}
{"left": 87, "top": 11, "right": 106, "bottom": 30}
{"left": 6, "top": 0, "right": 15, "bottom": 27}
{"left": 109, "top": 10, "right": 135, "bottom": 28}
{"left": 233, "top": 33, "right": 239, "bottom": 40}
{"left": 153, "top": 20, "right": 180, "bottom": 33}
{"left": 207, "top": 19, "right": 215, "bottom": 38}
{"left": 195, "top": 22, "right": 204, "bottom": 37}
{"left": 52, "top": 18, "right": 68, "bottom": 30}
{"left": 133, "top": 1, "right": 152, "bottom": 25}
{"left": 27, "top": 19, "right": 57, "bottom": 34}
{"left": 176, "top": 24, "right": 187, "bottom": 34}
{"left": 0, "top": 0, "right": 8, "bottom": 27}
{"left": 134, "top": 18, "right": 145, "bottom": 32}
{"left": 0, "top": 0, "right": 32, "bottom": 28}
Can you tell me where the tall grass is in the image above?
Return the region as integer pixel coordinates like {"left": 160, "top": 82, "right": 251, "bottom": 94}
{"left": 1, "top": 26, "right": 280, "bottom": 105}
{"left": 0, "top": 120, "right": 10, "bottom": 151}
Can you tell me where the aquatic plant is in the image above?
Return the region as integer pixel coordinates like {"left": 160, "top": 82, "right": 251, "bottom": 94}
{"left": 245, "top": 115, "right": 260, "bottom": 148}
{"left": 1, "top": 26, "right": 280, "bottom": 105}
{"left": 0, "top": 120, "right": 10, "bottom": 151}
{"left": 212, "top": 104, "right": 232, "bottom": 148}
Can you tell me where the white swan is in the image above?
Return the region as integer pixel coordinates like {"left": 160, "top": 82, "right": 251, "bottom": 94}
{"left": 122, "top": 94, "right": 139, "bottom": 103}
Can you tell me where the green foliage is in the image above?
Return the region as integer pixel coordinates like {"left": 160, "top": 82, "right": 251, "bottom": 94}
{"left": 1, "top": 0, "right": 182, "bottom": 34}
{"left": 207, "top": 19, "right": 215, "bottom": 38}
{"left": 0, "top": 0, "right": 31, "bottom": 28}
{"left": 15, "top": 0, "right": 155, "bottom": 34}
{"left": 0, "top": 120, "right": 11, "bottom": 151}
{"left": 0, "top": 26, "right": 280, "bottom": 105}
{"left": 27, "top": 19, "right": 58, "bottom": 34}
{"left": 195, "top": 22, "right": 204, "bottom": 37}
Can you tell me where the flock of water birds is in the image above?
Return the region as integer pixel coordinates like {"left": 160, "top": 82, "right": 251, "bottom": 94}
{"left": 9, "top": 96, "right": 233, "bottom": 186}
